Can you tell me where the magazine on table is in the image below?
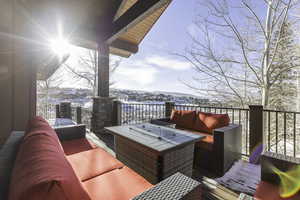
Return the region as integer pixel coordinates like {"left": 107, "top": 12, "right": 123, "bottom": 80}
{"left": 215, "top": 160, "right": 261, "bottom": 195}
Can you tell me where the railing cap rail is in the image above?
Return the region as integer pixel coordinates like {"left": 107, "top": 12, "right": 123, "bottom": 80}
{"left": 263, "top": 109, "right": 300, "bottom": 114}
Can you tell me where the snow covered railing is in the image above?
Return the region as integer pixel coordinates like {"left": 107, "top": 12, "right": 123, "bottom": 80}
{"left": 119, "top": 102, "right": 300, "bottom": 158}
{"left": 263, "top": 109, "right": 300, "bottom": 158}
{"left": 38, "top": 101, "right": 300, "bottom": 158}
{"left": 120, "top": 102, "right": 166, "bottom": 125}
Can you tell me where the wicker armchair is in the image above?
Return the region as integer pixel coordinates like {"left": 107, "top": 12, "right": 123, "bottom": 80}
{"left": 151, "top": 118, "right": 242, "bottom": 176}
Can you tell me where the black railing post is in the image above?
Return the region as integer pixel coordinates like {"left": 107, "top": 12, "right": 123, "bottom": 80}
{"left": 76, "top": 107, "right": 82, "bottom": 124}
{"left": 55, "top": 104, "right": 60, "bottom": 118}
{"left": 249, "top": 105, "right": 263, "bottom": 153}
{"left": 165, "top": 102, "right": 175, "bottom": 118}
{"left": 112, "top": 100, "right": 122, "bottom": 126}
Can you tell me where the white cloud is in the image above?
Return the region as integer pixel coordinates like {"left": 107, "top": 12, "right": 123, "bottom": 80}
{"left": 112, "top": 61, "right": 158, "bottom": 88}
{"left": 146, "top": 56, "right": 191, "bottom": 71}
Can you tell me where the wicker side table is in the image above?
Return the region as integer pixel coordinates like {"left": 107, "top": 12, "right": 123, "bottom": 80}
{"left": 133, "top": 172, "right": 201, "bottom": 200}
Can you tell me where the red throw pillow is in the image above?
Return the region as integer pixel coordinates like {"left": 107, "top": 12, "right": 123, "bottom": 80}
{"left": 194, "top": 114, "right": 212, "bottom": 133}
{"left": 194, "top": 112, "right": 230, "bottom": 134}
{"left": 170, "top": 110, "right": 196, "bottom": 130}
{"left": 9, "top": 117, "right": 90, "bottom": 200}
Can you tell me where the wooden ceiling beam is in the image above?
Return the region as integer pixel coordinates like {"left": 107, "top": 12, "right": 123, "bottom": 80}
{"left": 110, "top": 39, "right": 138, "bottom": 54}
{"left": 71, "top": 27, "right": 138, "bottom": 55}
{"left": 106, "top": 0, "right": 171, "bottom": 44}
{"left": 113, "top": 0, "right": 130, "bottom": 21}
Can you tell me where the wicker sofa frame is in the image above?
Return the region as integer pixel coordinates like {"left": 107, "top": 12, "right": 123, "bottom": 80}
{"left": 151, "top": 118, "right": 242, "bottom": 176}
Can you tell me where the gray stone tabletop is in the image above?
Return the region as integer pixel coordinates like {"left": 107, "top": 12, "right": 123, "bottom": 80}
{"left": 105, "top": 123, "right": 204, "bottom": 153}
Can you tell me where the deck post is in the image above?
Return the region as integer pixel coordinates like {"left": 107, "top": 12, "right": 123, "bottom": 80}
{"left": 91, "top": 42, "right": 115, "bottom": 133}
{"left": 97, "top": 43, "right": 110, "bottom": 97}
{"left": 249, "top": 105, "right": 263, "bottom": 153}
{"left": 165, "top": 102, "right": 175, "bottom": 118}
{"left": 112, "top": 100, "right": 122, "bottom": 126}
{"left": 59, "top": 102, "right": 72, "bottom": 119}
{"left": 55, "top": 105, "right": 60, "bottom": 118}
{"left": 92, "top": 97, "right": 115, "bottom": 133}
{"left": 76, "top": 107, "right": 82, "bottom": 124}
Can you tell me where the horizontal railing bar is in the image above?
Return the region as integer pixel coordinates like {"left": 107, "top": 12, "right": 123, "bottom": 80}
{"left": 263, "top": 109, "right": 300, "bottom": 114}
{"left": 123, "top": 102, "right": 300, "bottom": 115}
{"left": 122, "top": 103, "right": 165, "bottom": 106}
{"left": 124, "top": 103, "right": 250, "bottom": 111}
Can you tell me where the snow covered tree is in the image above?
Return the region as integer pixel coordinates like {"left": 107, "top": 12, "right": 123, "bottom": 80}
{"left": 268, "top": 21, "right": 300, "bottom": 111}
{"left": 65, "top": 49, "right": 121, "bottom": 96}
{"left": 178, "top": 0, "right": 297, "bottom": 108}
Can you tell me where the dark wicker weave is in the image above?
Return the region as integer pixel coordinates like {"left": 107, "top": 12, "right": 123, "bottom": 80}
{"left": 54, "top": 124, "right": 86, "bottom": 141}
{"left": 116, "top": 136, "right": 194, "bottom": 184}
{"left": 133, "top": 172, "right": 201, "bottom": 200}
{"left": 106, "top": 123, "right": 203, "bottom": 184}
{"left": 152, "top": 118, "right": 242, "bottom": 176}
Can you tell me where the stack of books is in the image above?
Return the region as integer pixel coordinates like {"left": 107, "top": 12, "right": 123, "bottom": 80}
{"left": 201, "top": 177, "right": 255, "bottom": 199}
{"left": 201, "top": 177, "right": 239, "bottom": 200}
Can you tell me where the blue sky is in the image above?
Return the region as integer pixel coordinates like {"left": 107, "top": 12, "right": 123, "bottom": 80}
{"left": 59, "top": 0, "right": 272, "bottom": 96}
{"left": 111, "top": 0, "right": 199, "bottom": 95}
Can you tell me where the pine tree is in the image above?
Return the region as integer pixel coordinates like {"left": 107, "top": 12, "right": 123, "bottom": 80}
{"left": 267, "top": 21, "right": 300, "bottom": 155}
{"left": 268, "top": 22, "right": 299, "bottom": 111}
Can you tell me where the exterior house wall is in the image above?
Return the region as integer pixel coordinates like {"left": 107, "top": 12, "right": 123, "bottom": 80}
{"left": 0, "top": 0, "right": 14, "bottom": 147}
{"left": 0, "top": 0, "right": 36, "bottom": 147}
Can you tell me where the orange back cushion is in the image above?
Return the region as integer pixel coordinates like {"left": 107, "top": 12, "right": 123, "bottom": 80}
{"left": 194, "top": 112, "right": 230, "bottom": 133}
{"left": 170, "top": 110, "right": 196, "bottom": 130}
{"left": 9, "top": 117, "right": 90, "bottom": 200}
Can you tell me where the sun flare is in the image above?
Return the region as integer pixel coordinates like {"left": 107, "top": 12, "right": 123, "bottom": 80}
{"left": 49, "top": 37, "right": 70, "bottom": 57}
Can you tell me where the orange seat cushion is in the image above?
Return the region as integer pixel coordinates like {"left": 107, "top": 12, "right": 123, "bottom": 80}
{"left": 194, "top": 112, "right": 230, "bottom": 133}
{"left": 62, "top": 138, "right": 97, "bottom": 155}
{"left": 170, "top": 110, "right": 196, "bottom": 130}
{"left": 175, "top": 127, "right": 214, "bottom": 151}
{"left": 82, "top": 166, "right": 153, "bottom": 200}
{"left": 67, "top": 148, "right": 124, "bottom": 181}
{"left": 9, "top": 116, "right": 90, "bottom": 200}
{"left": 255, "top": 181, "right": 300, "bottom": 200}
{"left": 196, "top": 134, "right": 214, "bottom": 151}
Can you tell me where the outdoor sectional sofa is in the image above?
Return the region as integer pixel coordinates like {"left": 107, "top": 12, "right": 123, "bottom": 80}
{"left": 151, "top": 110, "right": 242, "bottom": 176}
{"left": 0, "top": 117, "right": 201, "bottom": 200}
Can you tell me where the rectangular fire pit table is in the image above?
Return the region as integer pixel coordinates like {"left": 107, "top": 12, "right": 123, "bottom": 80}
{"left": 105, "top": 123, "right": 204, "bottom": 184}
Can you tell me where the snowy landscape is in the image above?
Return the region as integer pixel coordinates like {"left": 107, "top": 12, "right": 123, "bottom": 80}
{"left": 37, "top": 87, "right": 210, "bottom": 109}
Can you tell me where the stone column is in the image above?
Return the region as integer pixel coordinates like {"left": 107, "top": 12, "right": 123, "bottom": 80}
{"left": 91, "top": 41, "right": 113, "bottom": 133}
{"left": 91, "top": 97, "right": 115, "bottom": 133}
{"left": 59, "top": 102, "right": 72, "bottom": 119}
